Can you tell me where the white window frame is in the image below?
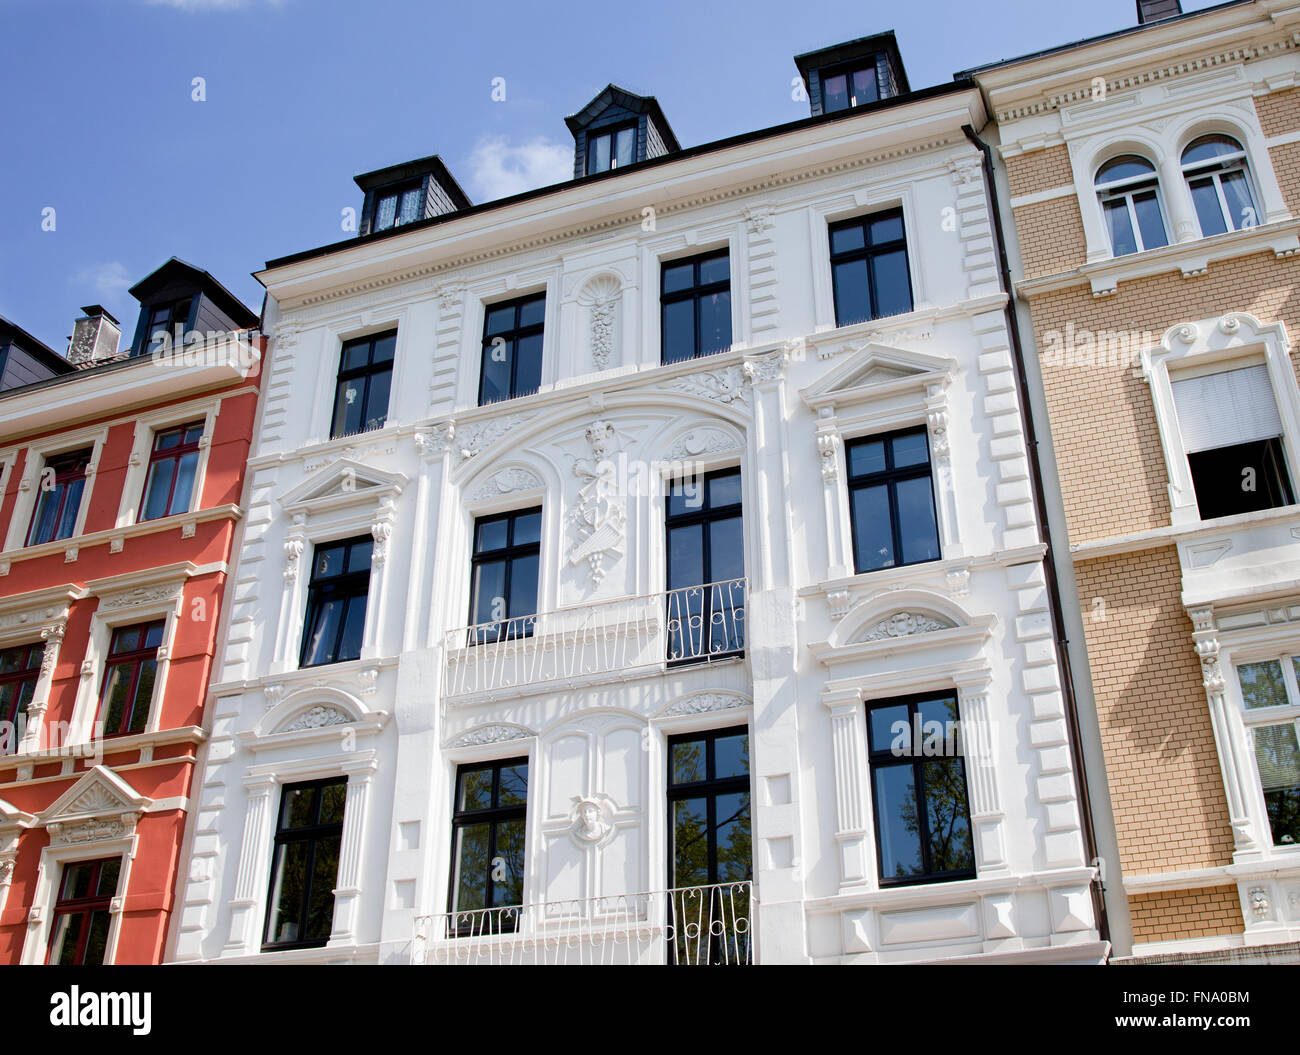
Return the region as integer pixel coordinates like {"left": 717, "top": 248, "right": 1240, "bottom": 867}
{"left": 1181, "top": 135, "right": 1260, "bottom": 236}
{"left": 4, "top": 425, "right": 109, "bottom": 553}
{"left": 116, "top": 397, "right": 222, "bottom": 529}
{"left": 1230, "top": 650, "right": 1300, "bottom": 854}
{"left": 1141, "top": 312, "right": 1300, "bottom": 526}
{"left": 1094, "top": 156, "right": 1170, "bottom": 256}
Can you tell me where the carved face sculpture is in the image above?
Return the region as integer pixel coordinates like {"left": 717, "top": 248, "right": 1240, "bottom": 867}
{"left": 574, "top": 800, "right": 608, "bottom": 842}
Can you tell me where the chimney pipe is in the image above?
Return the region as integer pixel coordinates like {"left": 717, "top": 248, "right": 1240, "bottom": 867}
{"left": 1136, "top": 0, "right": 1181, "bottom": 25}
{"left": 67, "top": 305, "right": 121, "bottom": 366}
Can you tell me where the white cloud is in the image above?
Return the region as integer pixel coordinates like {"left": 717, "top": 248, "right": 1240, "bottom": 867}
{"left": 466, "top": 135, "right": 572, "bottom": 202}
{"left": 75, "top": 261, "right": 131, "bottom": 301}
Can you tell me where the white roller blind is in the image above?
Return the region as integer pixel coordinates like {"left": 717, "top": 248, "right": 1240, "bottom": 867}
{"left": 1172, "top": 364, "right": 1283, "bottom": 453}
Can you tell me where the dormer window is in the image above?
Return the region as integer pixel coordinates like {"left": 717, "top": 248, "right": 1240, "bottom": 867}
{"left": 141, "top": 296, "right": 194, "bottom": 356}
{"left": 587, "top": 124, "right": 636, "bottom": 174}
{"left": 821, "top": 62, "right": 879, "bottom": 113}
{"left": 373, "top": 181, "right": 424, "bottom": 232}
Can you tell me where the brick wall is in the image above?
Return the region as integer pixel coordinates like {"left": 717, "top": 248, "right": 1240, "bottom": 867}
{"left": 1075, "top": 547, "right": 1236, "bottom": 875}
{"left": 1011, "top": 196, "right": 1089, "bottom": 279}
{"left": 1030, "top": 252, "right": 1300, "bottom": 543}
{"left": 1128, "top": 885, "right": 1244, "bottom": 945}
{"left": 1255, "top": 87, "right": 1300, "bottom": 138}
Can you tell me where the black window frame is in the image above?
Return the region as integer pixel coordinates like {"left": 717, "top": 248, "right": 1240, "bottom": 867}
{"left": 666, "top": 726, "right": 752, "bottom": 890}
{"left": 0, "top": 642, "right": 42, "bottom": 755}
{"left": 818, "top": 59, "right": 881, "bottom": 113}
{"left": 96, "top": 620, "right": 165, "bottom": 738}
{"left": 448, "top": 757, "right": 529, "bottom": 928}
{"left": 664, "top": 466, "right": 745, "bottom": 664}
{"left": 478, "top": 293, "right": 546, "bottom": 406}
{"left": 660, "top": 248, "right": 732, "bottom": 364}
{"left": 866, "top": 691, "right": 976, "bottom": 887}
{"left": 371, "top": 178, "right": 424, "bottom": 232}
{"left": 262, "top": 777, "right": 347, "bottom": 951}
{"left": 828, "top": 208, "right": 914, "bottom": 327}
{"left": 846, "top": 426, "right": 941, "bottom": 574}
{"left": 26, "top": 448, "right": 91, "bottom": 547}
{"left": 467, "top": 507, "right": 541, "bottom": 644}
{"left": 140, "top": 295, "right": 195, "bottom": 356}
{"left": 46, "top": 857, "right": 122, "bottom": 965}
{"left": 330, "top": 330, "right": 395, "bottom": 440}
{"left": 586, "top": 121, "right": 638, "bottom": 175}
{"left": 139, "top": 419, "right": 205, "bottom": 522}
{"left": 299, "top": 535, "right": 373, "bottom": 668}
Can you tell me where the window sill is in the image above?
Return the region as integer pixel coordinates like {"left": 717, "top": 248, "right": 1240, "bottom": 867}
{"left": 1068, "top": 501, "right": 1300, "bottom": 561}
{"left": 0, "top": 724, "right": 205, "bottom": 775}
{"left": 0, "top": 503, "right": 242, "bottom": 574}
{"left": 1017, "top": 217, "right": 1300, "bottom": 299}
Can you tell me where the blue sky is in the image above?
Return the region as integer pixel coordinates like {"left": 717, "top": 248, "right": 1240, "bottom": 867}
{"left": 0, "top": 0, "right": 1222, "bottom": 352}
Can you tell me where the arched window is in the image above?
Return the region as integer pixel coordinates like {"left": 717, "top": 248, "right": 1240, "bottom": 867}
{"left": 1181, "top": 134, "right": 1258, "bottom": 236}
{"left": 1095, "top": 154, "right": 1169, "bottom": 257}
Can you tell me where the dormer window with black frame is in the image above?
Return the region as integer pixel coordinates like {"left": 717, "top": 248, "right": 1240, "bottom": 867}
{"left": 127, "top": 258, "right": 258, "bottom": 358}
{"left": 565, "top": 85, "right": 680, "bottom": 179}
{"left": 587, "top": 123, "right": 637, "bottom": 174}
{"left": 794, "top": 33, "right": 908, "bottom": 117}
{"left": 354, "top": 155, "right": 472, "bottom": 237}
{"left": 372, "top": 180, "right": 424, "bottom": 232}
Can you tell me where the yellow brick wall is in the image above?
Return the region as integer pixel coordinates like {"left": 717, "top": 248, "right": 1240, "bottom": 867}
{"left": 1074, "top": 548, "right": 1236, "bottom": 875}
{"left": 1128, "top": 886, "right": 1244, "bottom": 946}
{"left": 1255, "top": 87, "right": 1300, "bottom": 138}
{"left": 1268, "top": 140, "right": 1300, "bottom": 216}
{"left": 1006, "top": 144, "right": 1075, "bottom": 198}
{"left": 1029, "top": 252, "right": 1300, "bottom": 543}
{"left": 1012, "top": 197, "right": 1090, "bottom": 279}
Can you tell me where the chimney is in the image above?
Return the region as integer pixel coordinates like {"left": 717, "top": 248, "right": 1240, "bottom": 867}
{"left": 67, "top": 305, "right": 121, "bottom": 366}
{"left": 1137, "top": 0, "right": 1181, "bottom": 24}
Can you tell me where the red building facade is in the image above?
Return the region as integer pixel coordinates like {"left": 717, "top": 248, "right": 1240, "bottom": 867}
{"left": 0, "top": 259, "right": 261, "bottom": 964}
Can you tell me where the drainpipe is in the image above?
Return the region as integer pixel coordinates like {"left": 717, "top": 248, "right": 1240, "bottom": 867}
{"left": 962, "top": 122, "right": 1111, "bottom": 951}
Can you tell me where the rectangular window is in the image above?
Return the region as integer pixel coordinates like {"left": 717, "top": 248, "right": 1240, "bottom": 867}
{"left": 1173, "top": 364, "right": 1295, "bottom": 520}
{"left": 661, "top": 250, "right": 732, "bottom": 365}
{"left": 820, "top": 61, "right": 880, "bottom": 112}
{"left": 450, "top": 758, "right": 528, "bottom": 925}
{"left": 373, "top": 181, "right": 423, "bottom": 231}
{"left": 829, "top": 209, "right": 913, "bottom": 327}
{"left": 300, "top": 536, "right": 372, "bottom": 667}
{"left": 97, "top": 620, "right": 164, "bottom": 737}
{"left": 667, "top": 726, "right": 751, "bottom": 964}
{"left": 0, "top": 643, "right": 41, "bottom": 755}
{"left": 331, "top": 331, "right": 395, "bottom": 439}
{"left": 141, "top": 296, "right": 194, "bottom": 355}
{"left": 866, "top": 692, "right": 974, "bottom": 885}
{"left": 586, "top": 124, "right": 636, "bottom": 174}
{"left": 665, "top": 468, "right": 745, "bottom": 662}
{"left": 1237, "top": 657, "right": 1300, "bottom": 848}
{"left": 479, "top": 294, "right": 545, "bottom": 405}
{"left": 468, "top": 508, "right": 541, "bottom": 644}
{"left": 846, "top": 427, "right": 940, "bottom": 573}
{"left": 263, "top": 778, "right": 346, "bottom": 950}
{"left": 27, "top": 449, "right": 90, "bottom": 546}
{"left": 139, "top": 420, "right": 204, "bottom": 521}
{"left": 46, "top": 857, "right": 121, "bottom": 965}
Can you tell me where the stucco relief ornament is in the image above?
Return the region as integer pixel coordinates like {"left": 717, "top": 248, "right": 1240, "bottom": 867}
{"left": 567, "top": 420, "right": 626, "bottom": 585}
{"left": 283, "top": 706, "right": 350, "bottom": 732}
{"left": 450, "top": 724, "right": 530, "bottom": 748}
{"left": 0, "top": 860, "right": 13, "bottom": 883}
{"left": 860, "top": 612, "right": 952, "bottom": 642}
{"left": 661, "top": 692, "right": 747, "bottom": 716}
{"left": 569, "top": 797, "right": 614, "bottom": 847}
{"left": 283, "top": 537, "right": 305, "bottom": 583}
{"left": 669, "top": 428, "right": 739, "bottom": 461}
{"left": 471, "top": 467, "right": 542, "bottom": 501}
{"left": 671, "top": 366, "right": 750, "bottom": 406}
{"left": 457, "top": 415, "right": 530, "bottom": 461}
{"left": 1249, "top": 887, "right": 1270, "bottom": 919}
{"left": 743, "top": 350, "right": 787, "bottom": 386}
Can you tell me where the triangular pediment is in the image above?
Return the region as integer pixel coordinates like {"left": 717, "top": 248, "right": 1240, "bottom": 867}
{"left": 39, "top": 766, "right": 149, "bottom": 824}
{"left": 801, "top": 342, "right": 956, "bottom": 413}
{"left": 278, "top": 457, "right": 408, "bottom": 513}
{"left": 0, "top": 797, "right": 35, "bottom": 829}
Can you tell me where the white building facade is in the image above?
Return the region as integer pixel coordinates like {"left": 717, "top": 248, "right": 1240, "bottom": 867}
{"left": 168, "top": 38, "right": 1107, "bottom": 964}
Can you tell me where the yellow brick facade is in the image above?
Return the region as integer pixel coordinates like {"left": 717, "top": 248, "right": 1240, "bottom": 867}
{"left": 1006, "top": 86, "right": 1300, "bottom": 949}
{"left": 1128, "top": 886, "right": 1245, "bottom": 945}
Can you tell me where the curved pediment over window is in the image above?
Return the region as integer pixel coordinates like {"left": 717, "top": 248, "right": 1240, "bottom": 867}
{"left": 246, "top": 684, "right": 389, "bottom": 747}
{"left": 810, "top": 588, "right": 995, "bottom": 667}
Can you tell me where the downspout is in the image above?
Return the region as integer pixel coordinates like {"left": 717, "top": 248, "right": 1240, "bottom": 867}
{"left": 962, "top": 122, "right": 1111, "bottom": 951}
